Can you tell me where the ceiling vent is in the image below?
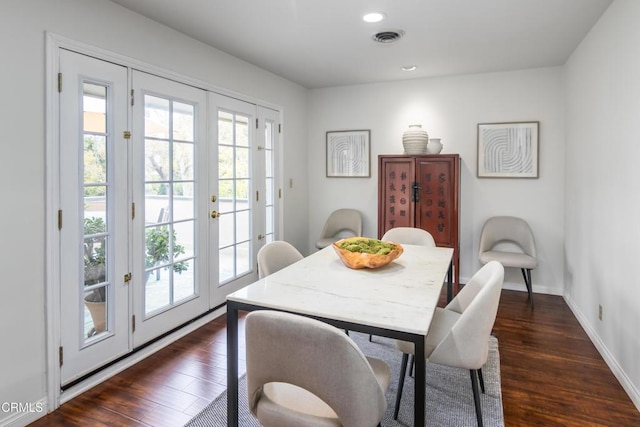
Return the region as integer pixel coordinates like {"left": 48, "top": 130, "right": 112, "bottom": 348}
{"left": 372, "top": 30, "right": 404, "bottom": 44}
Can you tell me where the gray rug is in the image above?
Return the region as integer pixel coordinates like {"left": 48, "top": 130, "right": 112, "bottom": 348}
{"left": 185, "top": 332, "right": 504, "bottom": 426}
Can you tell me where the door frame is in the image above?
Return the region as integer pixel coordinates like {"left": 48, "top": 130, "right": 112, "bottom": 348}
{"left": 45, "top": 33, "right": 284, "bottom": 410}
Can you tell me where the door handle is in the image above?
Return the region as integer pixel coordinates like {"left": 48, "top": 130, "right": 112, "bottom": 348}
{"left": 210, "top": 210, "right": 221, "bottom": 219}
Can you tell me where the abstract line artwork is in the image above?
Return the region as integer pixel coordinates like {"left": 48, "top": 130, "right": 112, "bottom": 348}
{"left": 477, "top": 122, "right": 539, "bottom": 178}
{"left": 326, "top": 130, "right": 370, "bottom": 177}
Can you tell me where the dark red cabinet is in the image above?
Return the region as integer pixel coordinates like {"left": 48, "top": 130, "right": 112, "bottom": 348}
{"left": 378, "top": 154, "right": 460, "bottom": 293}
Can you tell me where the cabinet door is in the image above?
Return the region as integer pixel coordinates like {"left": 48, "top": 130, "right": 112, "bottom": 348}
{"left": 415, "top": 157, "right": 459, "bottom": 248}
{"left": 378, "top": 157, "right": 416, "bottom": 238}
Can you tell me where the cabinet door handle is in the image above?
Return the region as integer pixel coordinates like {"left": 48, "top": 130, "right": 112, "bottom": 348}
{"left": 412, "top": 181, "right": 421, "bottom": 202}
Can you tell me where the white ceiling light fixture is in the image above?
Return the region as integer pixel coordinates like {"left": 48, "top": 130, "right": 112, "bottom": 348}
{"left": 401, "top": 65, "right": 417, "bottom": 72}
{"left": 363, "top": 12, "right": 386, "bottom": 23}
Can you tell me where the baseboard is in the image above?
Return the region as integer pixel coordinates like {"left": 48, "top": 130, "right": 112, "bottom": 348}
{"left": 0, "top": 398, "right": 48, "bottom": 427}
{"left": 564, "top": 294, "right": 640, "bottom": 412}
{"left": 459, "top": 276, "right": 563, "bottom": 296}
{"left": 59, "top": 306, "right": 226, "bottom": 404}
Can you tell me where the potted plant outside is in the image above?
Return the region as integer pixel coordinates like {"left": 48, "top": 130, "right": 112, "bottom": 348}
{"left": 83, "top": 218, "right": 188, "bottom": 337}
{"left": 144, "top": 226, "right": 188, "bottom": 283}
{"left": 83, "top": 217, "right": 107, "bottom": 335}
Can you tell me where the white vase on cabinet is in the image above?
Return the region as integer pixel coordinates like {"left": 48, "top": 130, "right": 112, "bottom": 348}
{"left": 402, "top": 125, "right": 428, "bottom": 154}
{"left": 426, "top": 138, "right": 443, "bottom": 154}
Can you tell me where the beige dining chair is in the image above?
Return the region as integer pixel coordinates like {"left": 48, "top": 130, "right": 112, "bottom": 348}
{"left": 478, "top": 216, "right": 537, "bottom": 308}
{"left": 257, "top": 241, "right": 304, "bottom": 279}
{"left": 381, "top": 226, "right": 436, "bottom": 247}
{"left": 393, "top": 261, "right": 504, "bottom": 427}
{"left": 245, "top": 310, "right": 390, "bottom": 427}
{"left": 315, "top": 208, "right": 363, "bottom": 249}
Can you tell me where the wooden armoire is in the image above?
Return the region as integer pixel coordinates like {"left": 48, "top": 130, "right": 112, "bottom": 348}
{"left": 377, "top": 154, "right": 460, "bottom": 294}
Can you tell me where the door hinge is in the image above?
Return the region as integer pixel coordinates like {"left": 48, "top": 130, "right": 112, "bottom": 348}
{"left": 132, "top": 315, "right": 136, "bottom": 332}
{"left": 57, "top": 210, "right": 63, "bottom": 230}
{"left": 123, "top": 131, "right": 131, "bottom": 139}
{"left": 256, "top": 190, "right": 259, "bottom": 202}
{"left": 130, "top": 89, "right": 134, "bottom": 106}
{"left": 59, "top": 346, "right": 63, "bottom": 367}
{"left": 124, "top": 272, "right": 132, "bottom": 283}
{"left": 131, "top": 202, "right": 135, "bottom": 219}
{"left": 57, "top": 73, "right": 62, "bottom": 93}
{"left": 278, "top": 123, "right": 281, "bottom": 133}
{"left": 256, "top": 118, "right": 259, "bottom": 129}
{"left": 258, "top": 234, "right": 265, "bottom": 241}
{"left": 278, "top": 188, "right": 282, "bottom": 199}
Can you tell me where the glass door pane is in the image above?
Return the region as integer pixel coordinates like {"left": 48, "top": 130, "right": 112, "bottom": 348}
{"left": 218, "top": 110, "right": 252, "bottom": 283}
{"left": 264, "top": 120, "right": 275, "bottom": 243}
{"left": 82, "top": 83, "right": 110, "bottom": 339}
{"left": 143, "top": 95, "right": 196, "bottom": 316}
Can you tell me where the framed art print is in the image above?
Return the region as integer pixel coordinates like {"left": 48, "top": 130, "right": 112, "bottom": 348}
{"left": 477, "top": 121, "right": 539, "bottom": 178}
{"left": 326, "top": 130, "right": 371, "bottom": 178}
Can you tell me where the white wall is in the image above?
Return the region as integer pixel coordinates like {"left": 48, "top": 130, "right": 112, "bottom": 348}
{"left": 565, "top": 0, "right": 640, "bottom": 409}
{"left": 308, "top": 68, "right": 565, "bottom": 293}
{"left": 0, "top": 0, "right": 308, "bottom": 424}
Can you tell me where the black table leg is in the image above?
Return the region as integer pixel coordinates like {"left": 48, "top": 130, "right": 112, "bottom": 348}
{"left": 414, "top": 336, "right": 426, "bottom": 427}
{"left": 227, "top": 304, "right": 239, "bottom": 427}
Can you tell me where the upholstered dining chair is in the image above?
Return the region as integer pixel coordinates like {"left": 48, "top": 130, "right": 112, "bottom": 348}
{"left": 478, "top": 216, "right": 537, "bottom": 308}
{"left": 393, "top": 261, "right": 505, "bottom": 427}
{"left": 245, "top": 310, "right": 390, "bottom": 427}
{"left": 257, "top": 241, "right": 304, "bottom": 279}
{"left": 315, "top": 208, "right": 362, "bottom": 249}
{"left": 381, "top": 226, "right": 436, "bottom": 247}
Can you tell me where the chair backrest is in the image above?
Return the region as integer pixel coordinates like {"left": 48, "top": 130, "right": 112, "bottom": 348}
{"left": 381, "top": 227, "right": 435, "bottom": 247}
{"left": 257, "top": 241, "right": 303, "bottom": 279}
{"left": 245, "top": 310, "right": 387, "bottom": 427}
{"left": 428, "top": 261, "right": 504, "bottom": 370}
{"left": 478, "top": 216, "right": 536, "bottom": 258}
{"left": 319, "top": 208, "right": 362, "bottom": 239}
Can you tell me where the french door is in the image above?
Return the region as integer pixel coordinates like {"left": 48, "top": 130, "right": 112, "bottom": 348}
{"left": 210, "top": 95, "right": 259, "bottom": 304}
{"left": 56, "top": 49, "right": 281, "bottom": 385}
{"left": 258, "top": 106, "right": 282, "bottom": 245}
{"left": 131, "top": 71, "right": 209, "bottom": 345}
{"left": 59, "top": 50, "right": 130, "bottom": 384}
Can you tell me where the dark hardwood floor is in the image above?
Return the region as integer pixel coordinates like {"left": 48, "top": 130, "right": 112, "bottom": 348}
{"left": 31, "top": 290, "right": 640, "bottom": 426}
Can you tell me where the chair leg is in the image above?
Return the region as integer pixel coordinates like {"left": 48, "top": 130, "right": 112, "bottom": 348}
{"left": 477, "top": 368, "right": 485, "bottom": 394}
{"left": 520, "top": 268, "right": 534, "bottom": 309}
{"left": 393, "top": 353, "right": 409, "bottom": 420}
{"left": 369, "top": 334, "right": 373, "bottom": 342}
{"left": 470, "top": 370, "right": 484, "bottom": 427}
{"left": 409, "top": 354, "right": 415, "bottom": 377}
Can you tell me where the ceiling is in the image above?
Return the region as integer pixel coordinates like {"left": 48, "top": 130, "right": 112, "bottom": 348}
{"left": 109, "top": 0, "right": 612, "bottom": 89}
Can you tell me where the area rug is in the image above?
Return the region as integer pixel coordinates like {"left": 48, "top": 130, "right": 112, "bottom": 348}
{"left": 185, "top": 332, "right": 504, "bottom": 426}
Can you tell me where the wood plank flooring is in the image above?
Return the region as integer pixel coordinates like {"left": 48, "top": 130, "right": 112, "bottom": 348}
{"left": 31, "top": 290, "right": 640, "bottom": 426}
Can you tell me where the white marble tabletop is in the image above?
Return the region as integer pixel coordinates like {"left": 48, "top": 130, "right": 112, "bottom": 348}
{"left": 227, "top": 244, "right": 453, "bottom": 336}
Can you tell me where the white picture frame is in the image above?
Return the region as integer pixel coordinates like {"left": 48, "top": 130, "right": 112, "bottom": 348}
{"left": 326, "top": 130, "right": 371, "bottom": 178}
{"left": 477, "top": 122, "right": 539, "bottom": 178}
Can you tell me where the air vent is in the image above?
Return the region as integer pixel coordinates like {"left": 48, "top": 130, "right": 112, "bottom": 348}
{"left": 372, "top": 30, "right": 404, "bottom": 44}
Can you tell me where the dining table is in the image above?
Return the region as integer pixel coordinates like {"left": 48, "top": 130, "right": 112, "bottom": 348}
{"left": 226, "top": 243, "right": 454, "bottom": 427}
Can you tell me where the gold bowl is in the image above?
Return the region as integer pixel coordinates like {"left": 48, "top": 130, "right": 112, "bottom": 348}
{"left": 332, "top": 237, "right": 404, "bottom": 269}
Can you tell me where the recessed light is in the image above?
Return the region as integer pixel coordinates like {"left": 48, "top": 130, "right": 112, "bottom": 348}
{"left": 401, "top": 65, "right": 417, "bottom": 72}
{"left": 363, "top": 12, "right": 386, "bottom": 23}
